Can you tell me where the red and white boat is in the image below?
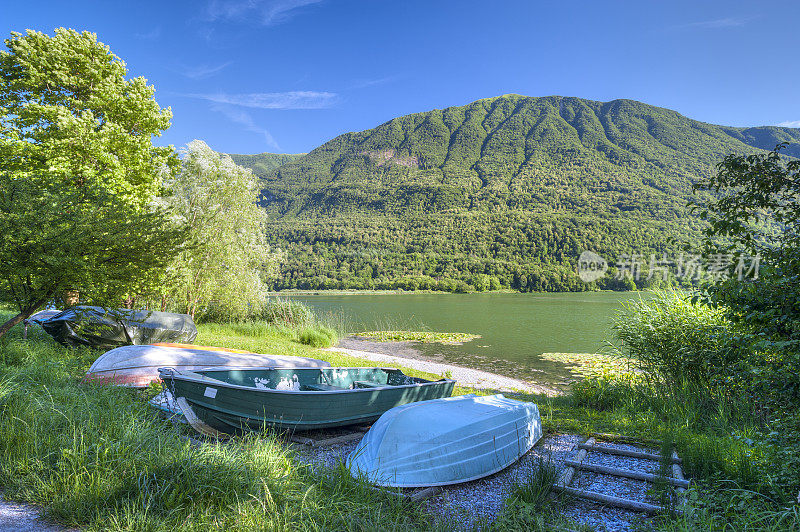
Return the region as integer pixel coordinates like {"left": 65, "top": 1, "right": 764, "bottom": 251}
{"left": 84, "top": 344, "right": 331, "bottom": 387}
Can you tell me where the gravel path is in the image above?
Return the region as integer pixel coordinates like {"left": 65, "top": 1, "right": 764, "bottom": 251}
{"left": 294, "top": 432, "right": 665, "bottom": 531}
{"left": 0, "top": 495, "right": 68, "bottom": 532}
{"left": 325, "top": 344, "right": 561, "bottom": 396}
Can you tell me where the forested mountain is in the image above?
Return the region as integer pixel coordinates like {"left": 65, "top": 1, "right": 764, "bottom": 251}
{"left": 228, "top": 152, "right": 305, "bottom": 177}
{"left": 235, "top": 95, "right": 800, "bottom": 292}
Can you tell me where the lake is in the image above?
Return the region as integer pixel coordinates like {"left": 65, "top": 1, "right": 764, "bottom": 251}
{"left": 288, "top": 292, "right": 649, "bottom": 386}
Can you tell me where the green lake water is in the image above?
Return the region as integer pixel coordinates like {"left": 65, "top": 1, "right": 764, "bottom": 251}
{"left": 289, "top": 292, "right": 649, "bottom": 385}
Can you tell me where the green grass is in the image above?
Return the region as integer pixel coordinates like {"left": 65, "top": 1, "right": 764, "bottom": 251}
{"left": 507, "top": 456, "right": 561, "bottom": 510}
{"left": 296, "top": 326, "right": 337, "bottom": 348}
{"left": 355, "top": 330, "right": 480, "bottom": 344}
{"left": 488, "top": 456, "right": 591, "bottom": 531}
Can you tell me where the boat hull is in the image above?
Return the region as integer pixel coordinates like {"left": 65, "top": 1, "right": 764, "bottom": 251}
{"left": 160, "top": 367, "right": 456, "bottom": 432}
{"left": 85, "top": 345, "right": 331, "bottom": 387}
{"left": 347, "top": 394, "right": 542, "bottom": 487}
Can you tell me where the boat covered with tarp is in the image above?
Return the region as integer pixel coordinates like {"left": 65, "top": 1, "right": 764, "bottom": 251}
{"left": 158, "top": 366, "right": 456, "bottom": 432}
{"left": 85, "top": 344, "right": 331, "bottom": 387}
{"left": 23, "top": 309, "right": 62, "bottom": 327}
{"left": 42, "top": 306, "right": 198, "bottom": 348}
{"left": 347, "top": 394, "right": 541, "bottom": 487}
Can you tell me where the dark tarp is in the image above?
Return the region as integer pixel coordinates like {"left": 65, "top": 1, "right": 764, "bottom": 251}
{"left": 41, "top": 306, "right": 198, "bottom": 348}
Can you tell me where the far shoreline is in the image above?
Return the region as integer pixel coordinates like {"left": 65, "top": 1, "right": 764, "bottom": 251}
{"left": 267, "top": 288, "right": 642, "bottom": 296}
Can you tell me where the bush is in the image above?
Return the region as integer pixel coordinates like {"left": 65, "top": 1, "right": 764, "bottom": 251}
{"left": 613, "top": 290, "right": 749, "bottom": 387}
{"left": 297, "top": 326, "right": 337, "bottom": 348}
{"left": 259, "top": 298, "right": 313, "bottom": 328}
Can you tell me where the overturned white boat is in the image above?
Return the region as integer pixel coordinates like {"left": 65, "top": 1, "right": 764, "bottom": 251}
{"left": 347, "top": 394, "right": 541, "bottom": 487}
{"left": 84, "top": 344, "right": 331, "bottom": 387}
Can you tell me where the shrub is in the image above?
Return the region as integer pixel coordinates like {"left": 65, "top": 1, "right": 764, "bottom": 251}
{"left": 297, "top": 326, "right": 337, "bottom": 348}
{"left": 259, "top": 299, "right": 313, "bottom": 328}
{"left": 613, "top": 290, "right": 749, "bottom": 387}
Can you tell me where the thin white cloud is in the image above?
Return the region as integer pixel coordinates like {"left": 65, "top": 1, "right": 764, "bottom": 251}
{"left": 777, "top": 120, "right": 800, "bottom": 128}
{"left": 178, "top": 62, "right": 232, "bottom": 80}
{"left": 350, "top": 76, "right": 399, "bottom": 90}
{"left": 674, "top": 17, "right": 751, "bottom": 30}
{"left": 188, "top": 91, "right": 338, "bottom": 109}
{"left": 205, "top": 0, "right": 323, "bottom": 26}
{"left": 210, "top": 104, "right": 280, "bottom": 150}
{"left": 134, "top": 27, "right": 162, "bottom": 40}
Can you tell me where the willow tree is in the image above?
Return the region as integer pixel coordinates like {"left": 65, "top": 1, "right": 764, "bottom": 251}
{"left": 0, "top": 29, "right": 183, "bottom": 338}
{"left": 163, "top": 140, "right": 281, "bottom": 320}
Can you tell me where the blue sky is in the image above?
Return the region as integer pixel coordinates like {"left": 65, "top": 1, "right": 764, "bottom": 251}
{"left": 4, "top": 1, "right": 799, "bottom": 154}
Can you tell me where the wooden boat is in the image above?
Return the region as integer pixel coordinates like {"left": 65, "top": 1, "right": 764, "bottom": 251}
{"left": 347, "top": 394, "right": 542, "bottom": 487}
{"left": 158, "top": 366, "right": 456, "bottom": 432}
{"left": 85, "top": 344, "right": 331, "bottom": 387}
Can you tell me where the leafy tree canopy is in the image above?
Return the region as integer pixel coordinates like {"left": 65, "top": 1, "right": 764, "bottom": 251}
{"left": 695, "top": 144, "right": 800, "bottom": 397}
{"left": 0, "top": 28, "right": 182, "bottom": 337}
{"left": 162, "top": 140, "right": 281, "bottom": 320}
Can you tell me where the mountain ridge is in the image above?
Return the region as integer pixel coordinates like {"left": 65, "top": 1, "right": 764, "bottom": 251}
{"left": 232, "top": 94, "right": 799, "bottom": 292}
{"left": 227, "top": 152, "right": 305, "bottom": 177}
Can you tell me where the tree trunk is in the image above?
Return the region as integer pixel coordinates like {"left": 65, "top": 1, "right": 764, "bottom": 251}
{"left": 0, "top": 294, "right": 53, "bottom": 339}
{"left": 160, "top": 295, "right": 167, "bottom": 312}
{"left": 0, "top": 313, "right": 28, "bottom": 339}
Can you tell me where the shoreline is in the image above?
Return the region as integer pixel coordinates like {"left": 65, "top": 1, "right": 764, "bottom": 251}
{"left": 325, "top": 341, "right": 563, "bottom": 397}
{"left": 268, "top": 288, "right": 639, "bottom": 296}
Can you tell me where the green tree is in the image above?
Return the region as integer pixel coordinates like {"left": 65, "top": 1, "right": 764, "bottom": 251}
{"left": 694, "top": 144, "right": 800, "bottom": 396}
{"left": 163, "top": 140, "right": 281, "bottom": 320}
{"left": 0, "top": 28, "right": 181, "bottom": 337}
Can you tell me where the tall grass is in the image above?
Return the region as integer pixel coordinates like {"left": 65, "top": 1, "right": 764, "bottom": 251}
{"left": 613, "top": 290, "right": 749, "bottom": 388}
{"left": 507, "top": 456, "right": 561, "bottom": 510}
{"left": 197, "top": 300, "right": 339, "bottom": 350}
{"left": 259, "top": 298, "right": 314, "bottom": 328}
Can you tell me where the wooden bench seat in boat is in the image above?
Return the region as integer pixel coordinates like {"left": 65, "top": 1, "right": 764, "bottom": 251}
{"left": 353, "top": 381, "right": 383, "bottom": 388}
{"left": 304, "top": 383, "right": 346, "bottom": 391}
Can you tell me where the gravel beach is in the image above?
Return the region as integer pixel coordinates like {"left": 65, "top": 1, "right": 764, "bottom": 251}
{"left": 326, "top": 339, "right": 561, "bottom": 396}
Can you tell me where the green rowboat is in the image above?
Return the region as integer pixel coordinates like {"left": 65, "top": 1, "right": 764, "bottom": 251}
{"left": 158, "top": 366, "right": 456, "bottom": 432}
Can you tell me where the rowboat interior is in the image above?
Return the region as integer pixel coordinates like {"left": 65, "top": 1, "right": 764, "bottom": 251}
{"left": 185, "top": 367, "right": 432, "bottom": 391}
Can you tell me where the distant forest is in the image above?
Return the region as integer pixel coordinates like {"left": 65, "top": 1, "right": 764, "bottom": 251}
{"left": 230, "top": 94, "right": 800, "bottom": 292}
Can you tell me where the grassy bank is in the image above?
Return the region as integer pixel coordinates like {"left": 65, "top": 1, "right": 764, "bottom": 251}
{"left": 2, "top": 299, "right": 799, "bottom": 530}
{"left": 529, "top": 292, "right": 800, "bottom": 531}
